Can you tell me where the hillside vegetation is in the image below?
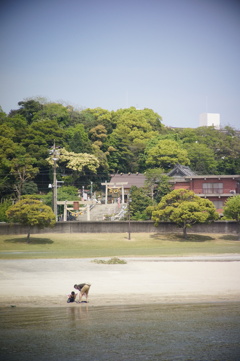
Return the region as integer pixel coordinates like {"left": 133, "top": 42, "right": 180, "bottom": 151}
{"left": 1, "top": 99, "right": 240, "bottom": 203}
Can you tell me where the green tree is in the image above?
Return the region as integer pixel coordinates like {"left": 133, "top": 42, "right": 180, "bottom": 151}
{"left": 0, "top": 138, "right": 28, "bottom": 199}
{"left": 3, "top": 115, "right": 29, "bottom": 144}
{"left": 113, "top": 107, "right": 160, "bottom": 147}
{"left": 80, "top": 107, "right": 115, "bottom": 134}
{"left": 223, "top": 195, "right": 240, "bottom": 239}
{"left": 151, "top": 189, "right": 219, "bottom": 238}
{"left": 10, "top": 156, "right": 39, "bottom": 200}
{"left": 106, "top": 133, "right": 136, "bottom": 172}
{"left": 144, "top": 168, "right": 171, "bottom": 202}
{"left": 107, "top": 107, "right": 162, "bottom": 172}
{"left": 0, "top": 106, "right": 6, "bottom": 118}
{"left": 22, "top": 181, "right": 38, "bottom": 195}
{"left": 25, "top": 119, "right": 65, "bottom": 147}
{"left": 179, "top": 126, "right": 240, "bottom": 175}
{"left": 89, "top": 124, "right": 107, "bottom": 144}
{"left": 176, "top": 128, "right": 199, "bottom": 144}
{"left": 6, "top": 199, "right": 56, "bottom": 241}
{"left": 9, "top": 99, "right": 43, "bottom": 124}
{"left": 114, "top": 107, "right": 162, "bottom": 133}
{"left": 59, "top": 148, "right": 100, "bottom": 173}
{"left": 43, "top": 185, "right": 79, "bottom": 206}
{"left": 183, "top": 142, "right": 217, "bottom": 174}
{"left": 173, "top": 126, "right": 237, "bottom": 174}
{"left": 145, "top": 140, "right": 190, "bottom": 170}
{"left": 47, "top": 148, "right": 100, "bottom": 189}
{"left": 65, "top": 124, "right": 92, "bottom": 153}
{"left": 129, "top": 186, "right": 153, "bottom": 220}
{"left": 32, "top": 102, "right": 70, "bottom": 127}
{"left": 21, "top": 119, "right": 65, "bottom": 172}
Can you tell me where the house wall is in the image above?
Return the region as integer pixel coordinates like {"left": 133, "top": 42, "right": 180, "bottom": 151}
{"left": 169, "top": 177, "right": 239, "bottom": 212}
{"left": 191, "top": 178, "right": 238, "bottom": 195}
{"left": 172, "top": 178, "right": 238, "bottom": 194}
{"left": 173, "top": 182, "right": 190, "bottom": 190}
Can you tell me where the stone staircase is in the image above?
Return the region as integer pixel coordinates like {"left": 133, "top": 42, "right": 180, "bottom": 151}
{"left": 77, "top": 203, "right": 126, "bottom": 221}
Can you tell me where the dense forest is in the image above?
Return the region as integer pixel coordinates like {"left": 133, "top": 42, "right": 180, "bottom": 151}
{"left": 1, "top": 98, "right": 240, "bottom": 205}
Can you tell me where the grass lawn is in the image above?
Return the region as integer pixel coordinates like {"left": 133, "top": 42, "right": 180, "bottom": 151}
{"left": 0, "top": 232, "right": 239, "bottom": 259}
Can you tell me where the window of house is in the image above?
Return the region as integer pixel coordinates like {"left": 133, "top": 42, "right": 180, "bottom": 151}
{"left": 212, "top": 200, "right": 224, "bottom": 209}
{"left": 202, "top": 183, "right": 223, "bottom": 194}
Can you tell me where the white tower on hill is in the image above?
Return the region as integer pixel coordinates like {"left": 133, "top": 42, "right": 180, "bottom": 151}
{"left": 199, "top": 113, "right": 220, "bottom": 129}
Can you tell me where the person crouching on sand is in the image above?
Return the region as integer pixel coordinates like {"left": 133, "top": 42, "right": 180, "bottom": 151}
{"left": 67, "top": 291, "right": 77, "bottom": 303}
{"left": 74, "top": 283, "right": 91, "bottom": 303}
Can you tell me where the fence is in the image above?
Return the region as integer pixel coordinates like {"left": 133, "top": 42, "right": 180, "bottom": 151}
{"left": 0, "top": 221, "right": 238, "bottom": 235}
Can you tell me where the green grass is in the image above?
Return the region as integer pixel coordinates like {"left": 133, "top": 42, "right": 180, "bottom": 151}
{"left": 0, "top": 232, "right": 239, "bottom": 259}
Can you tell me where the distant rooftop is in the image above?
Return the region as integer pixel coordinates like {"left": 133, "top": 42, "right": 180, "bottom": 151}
{"left": 110, "top": 173, "right": 146, "bottom": 188}
{"left": 167, "top": 164, "right": 197, "bottom": 177}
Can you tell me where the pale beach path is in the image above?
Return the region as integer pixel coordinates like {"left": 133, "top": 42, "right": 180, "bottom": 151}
{"left": 0, "top": 256, "right": 240, "bottom": 307}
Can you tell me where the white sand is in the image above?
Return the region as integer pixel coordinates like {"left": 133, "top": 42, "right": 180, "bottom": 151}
{"left": 0, "top": 255, "right": 240, "bottom": 307}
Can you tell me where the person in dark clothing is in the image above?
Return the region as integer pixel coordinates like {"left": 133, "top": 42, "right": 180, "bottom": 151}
{"left": 67, "top": 291, "right": 77, "bottom": 303}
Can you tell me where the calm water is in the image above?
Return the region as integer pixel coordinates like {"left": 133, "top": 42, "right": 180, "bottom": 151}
{"left": 0, "top": 303, "right": 240, "bottom": 361}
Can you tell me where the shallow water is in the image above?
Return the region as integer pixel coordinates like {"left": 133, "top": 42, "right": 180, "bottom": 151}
{"left": 0, "top": 303, "right": 240, "bottom": 361}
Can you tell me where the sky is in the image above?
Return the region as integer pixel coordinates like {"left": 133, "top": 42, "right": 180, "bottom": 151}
{"left": 1, "top": 0, "right": 240, "bottom": 129}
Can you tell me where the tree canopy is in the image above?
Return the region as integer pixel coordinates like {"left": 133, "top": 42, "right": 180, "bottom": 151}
{"left": 145, "top": 139, "right": 190, "bottom": 170}
{"left": 129, "top": 186, "right": 153, "bottom": 220}
{"left": 223, "top": 195, "right": 240, "bottom": 239}
{"left": 150, "top": 189, "right": 219, "bottom": 238}
{"left": 223, "top": 195, "right": 240, "bottom": 222}
{"left": 1, "top": 98, "right": 240, "bottom": 203}
{"left": 144, "top": 168, "right": 172, "bottom": 202}
{"left": 6, "top": 199, "right": 56, "bottom": 241}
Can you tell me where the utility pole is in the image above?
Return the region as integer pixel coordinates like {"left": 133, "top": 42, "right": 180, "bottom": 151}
{"left": 52, "top": 142, "right": 58, "bottom": 221}
{"left": 90, "top": 181, "right": 93, "bottom": 199}
{"left": 128, "top": 195, "right": 132, "bottom": 240}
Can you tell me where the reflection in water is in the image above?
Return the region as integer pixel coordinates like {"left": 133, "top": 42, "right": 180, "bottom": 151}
{"left": 0, "top": 303, "right": 240, "bottom": 361}
{"left": 66, "top": 303, "right": 89, "bottom": 324}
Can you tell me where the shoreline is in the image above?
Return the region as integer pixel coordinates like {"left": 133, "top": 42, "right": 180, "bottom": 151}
{"left": 1, "top": 256, "right": 240, "bottom": 308}
{"left": 1, "top": 294, "right": 240, "bottom": 309}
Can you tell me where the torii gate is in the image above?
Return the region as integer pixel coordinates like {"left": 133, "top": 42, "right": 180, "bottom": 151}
{"left": 57, "top": 200, "right": 93, "bottom": 221}
{"left": 101, "top": 181, "right": 128, "bottom": 205}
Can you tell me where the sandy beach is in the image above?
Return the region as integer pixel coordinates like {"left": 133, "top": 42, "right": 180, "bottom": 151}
{"left": 1, "top": 255, "right": 240, "bottom": 307}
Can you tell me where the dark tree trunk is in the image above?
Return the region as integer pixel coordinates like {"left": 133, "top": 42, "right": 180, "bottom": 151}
{"left": 27, "top": 228, "right": 31, "bottom": 243}
{"left": 183, "top": 226, "right": 187, "bottom": 239}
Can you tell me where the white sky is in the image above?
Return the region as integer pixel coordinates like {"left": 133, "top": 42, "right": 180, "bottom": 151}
{"left": 1, "top": 0, "right": 240, "bottom": 129}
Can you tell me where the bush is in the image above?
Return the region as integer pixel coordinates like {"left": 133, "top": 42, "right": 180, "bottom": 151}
{"left": 92, "top": 257, "right": 127, "bottom": 264}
